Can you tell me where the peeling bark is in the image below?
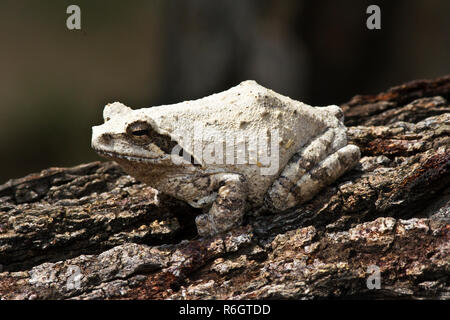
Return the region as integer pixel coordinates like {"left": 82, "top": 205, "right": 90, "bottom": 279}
{"left": 0, "top": 75, "right": 449, "bottom": 299}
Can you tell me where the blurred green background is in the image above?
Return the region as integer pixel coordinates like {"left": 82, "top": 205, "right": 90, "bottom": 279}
{"left": 0, "top": 0, "right": 449, "bottom": 182}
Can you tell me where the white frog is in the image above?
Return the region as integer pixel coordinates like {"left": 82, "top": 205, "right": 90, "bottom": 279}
{"left": 92, "top": 80, "right": 360, "bottom": 236}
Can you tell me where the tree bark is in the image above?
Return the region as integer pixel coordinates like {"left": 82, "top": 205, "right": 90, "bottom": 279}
{"left": 0, "top": 75, "right": 449, "bottom": 299}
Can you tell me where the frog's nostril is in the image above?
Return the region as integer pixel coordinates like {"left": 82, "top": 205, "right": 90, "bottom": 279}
{"left": 101, "top": 133, "right": 113, "bottom": 144}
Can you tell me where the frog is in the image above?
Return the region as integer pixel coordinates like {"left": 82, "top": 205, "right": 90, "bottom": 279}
{"left": 91, "top": 80, "right": 360, "bottom": 236}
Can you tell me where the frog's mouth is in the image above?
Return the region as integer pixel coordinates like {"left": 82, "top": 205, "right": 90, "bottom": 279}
{"left": 93, "top": 148, "right": 202, "bottom": 167}
{"left": 93, "top": 148, "right": 170, "bottom": 163}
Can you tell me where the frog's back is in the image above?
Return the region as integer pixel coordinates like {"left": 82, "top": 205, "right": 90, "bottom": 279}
{"left": 146, "top": 80, "right": 330, "bottom": 154}
{"left": 142, "top": 81, "right": 339, "bottom": 206}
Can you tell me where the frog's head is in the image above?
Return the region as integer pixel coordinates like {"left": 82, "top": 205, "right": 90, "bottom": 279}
{"left": 91, "top": 102, "right": 181, "bottom": 166}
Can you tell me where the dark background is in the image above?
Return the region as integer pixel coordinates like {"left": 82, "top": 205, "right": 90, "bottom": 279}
{"left": 0, "top": 0, "right": 449, "bottom": 182}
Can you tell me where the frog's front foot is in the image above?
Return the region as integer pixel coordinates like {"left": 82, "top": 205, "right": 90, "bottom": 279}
{"left": 195, "top": 173, "right": 248, "bottom": 237}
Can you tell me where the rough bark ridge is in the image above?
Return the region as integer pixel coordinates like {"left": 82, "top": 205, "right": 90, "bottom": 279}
{"left": 0, "top": 75, "right": 449, "bottom": 300}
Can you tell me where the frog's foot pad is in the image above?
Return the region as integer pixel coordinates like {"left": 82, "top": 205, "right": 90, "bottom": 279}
{"left": 195, "top": 174, "right": 247, "bottom": 237}
{"left": 268, "top": 144, "right": 360, "bottom": 211}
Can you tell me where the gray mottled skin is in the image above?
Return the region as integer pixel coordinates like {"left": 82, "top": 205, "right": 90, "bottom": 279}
{"left": 92, "top": 80, "right": 360, "bottom": 236}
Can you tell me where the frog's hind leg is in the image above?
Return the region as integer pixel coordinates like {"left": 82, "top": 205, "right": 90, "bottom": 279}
{"left": 195, "top": 173, "right": 248, "bottom": 237}
{"left": 265, "top": 128, "right": 360, "bottom": 211}
{"left": 287, "top": 144, "right": 360, "bottom": 208}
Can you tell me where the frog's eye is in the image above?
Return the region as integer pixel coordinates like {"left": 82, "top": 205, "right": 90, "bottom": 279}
{"left": 126, "top": 120, "right": 178, "bottom": 153}
{"left": 127, "top": 121, "right": 151, "bottom": 137}
{"left": 132, "top": 129, "right": 149, "bottom": 137}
